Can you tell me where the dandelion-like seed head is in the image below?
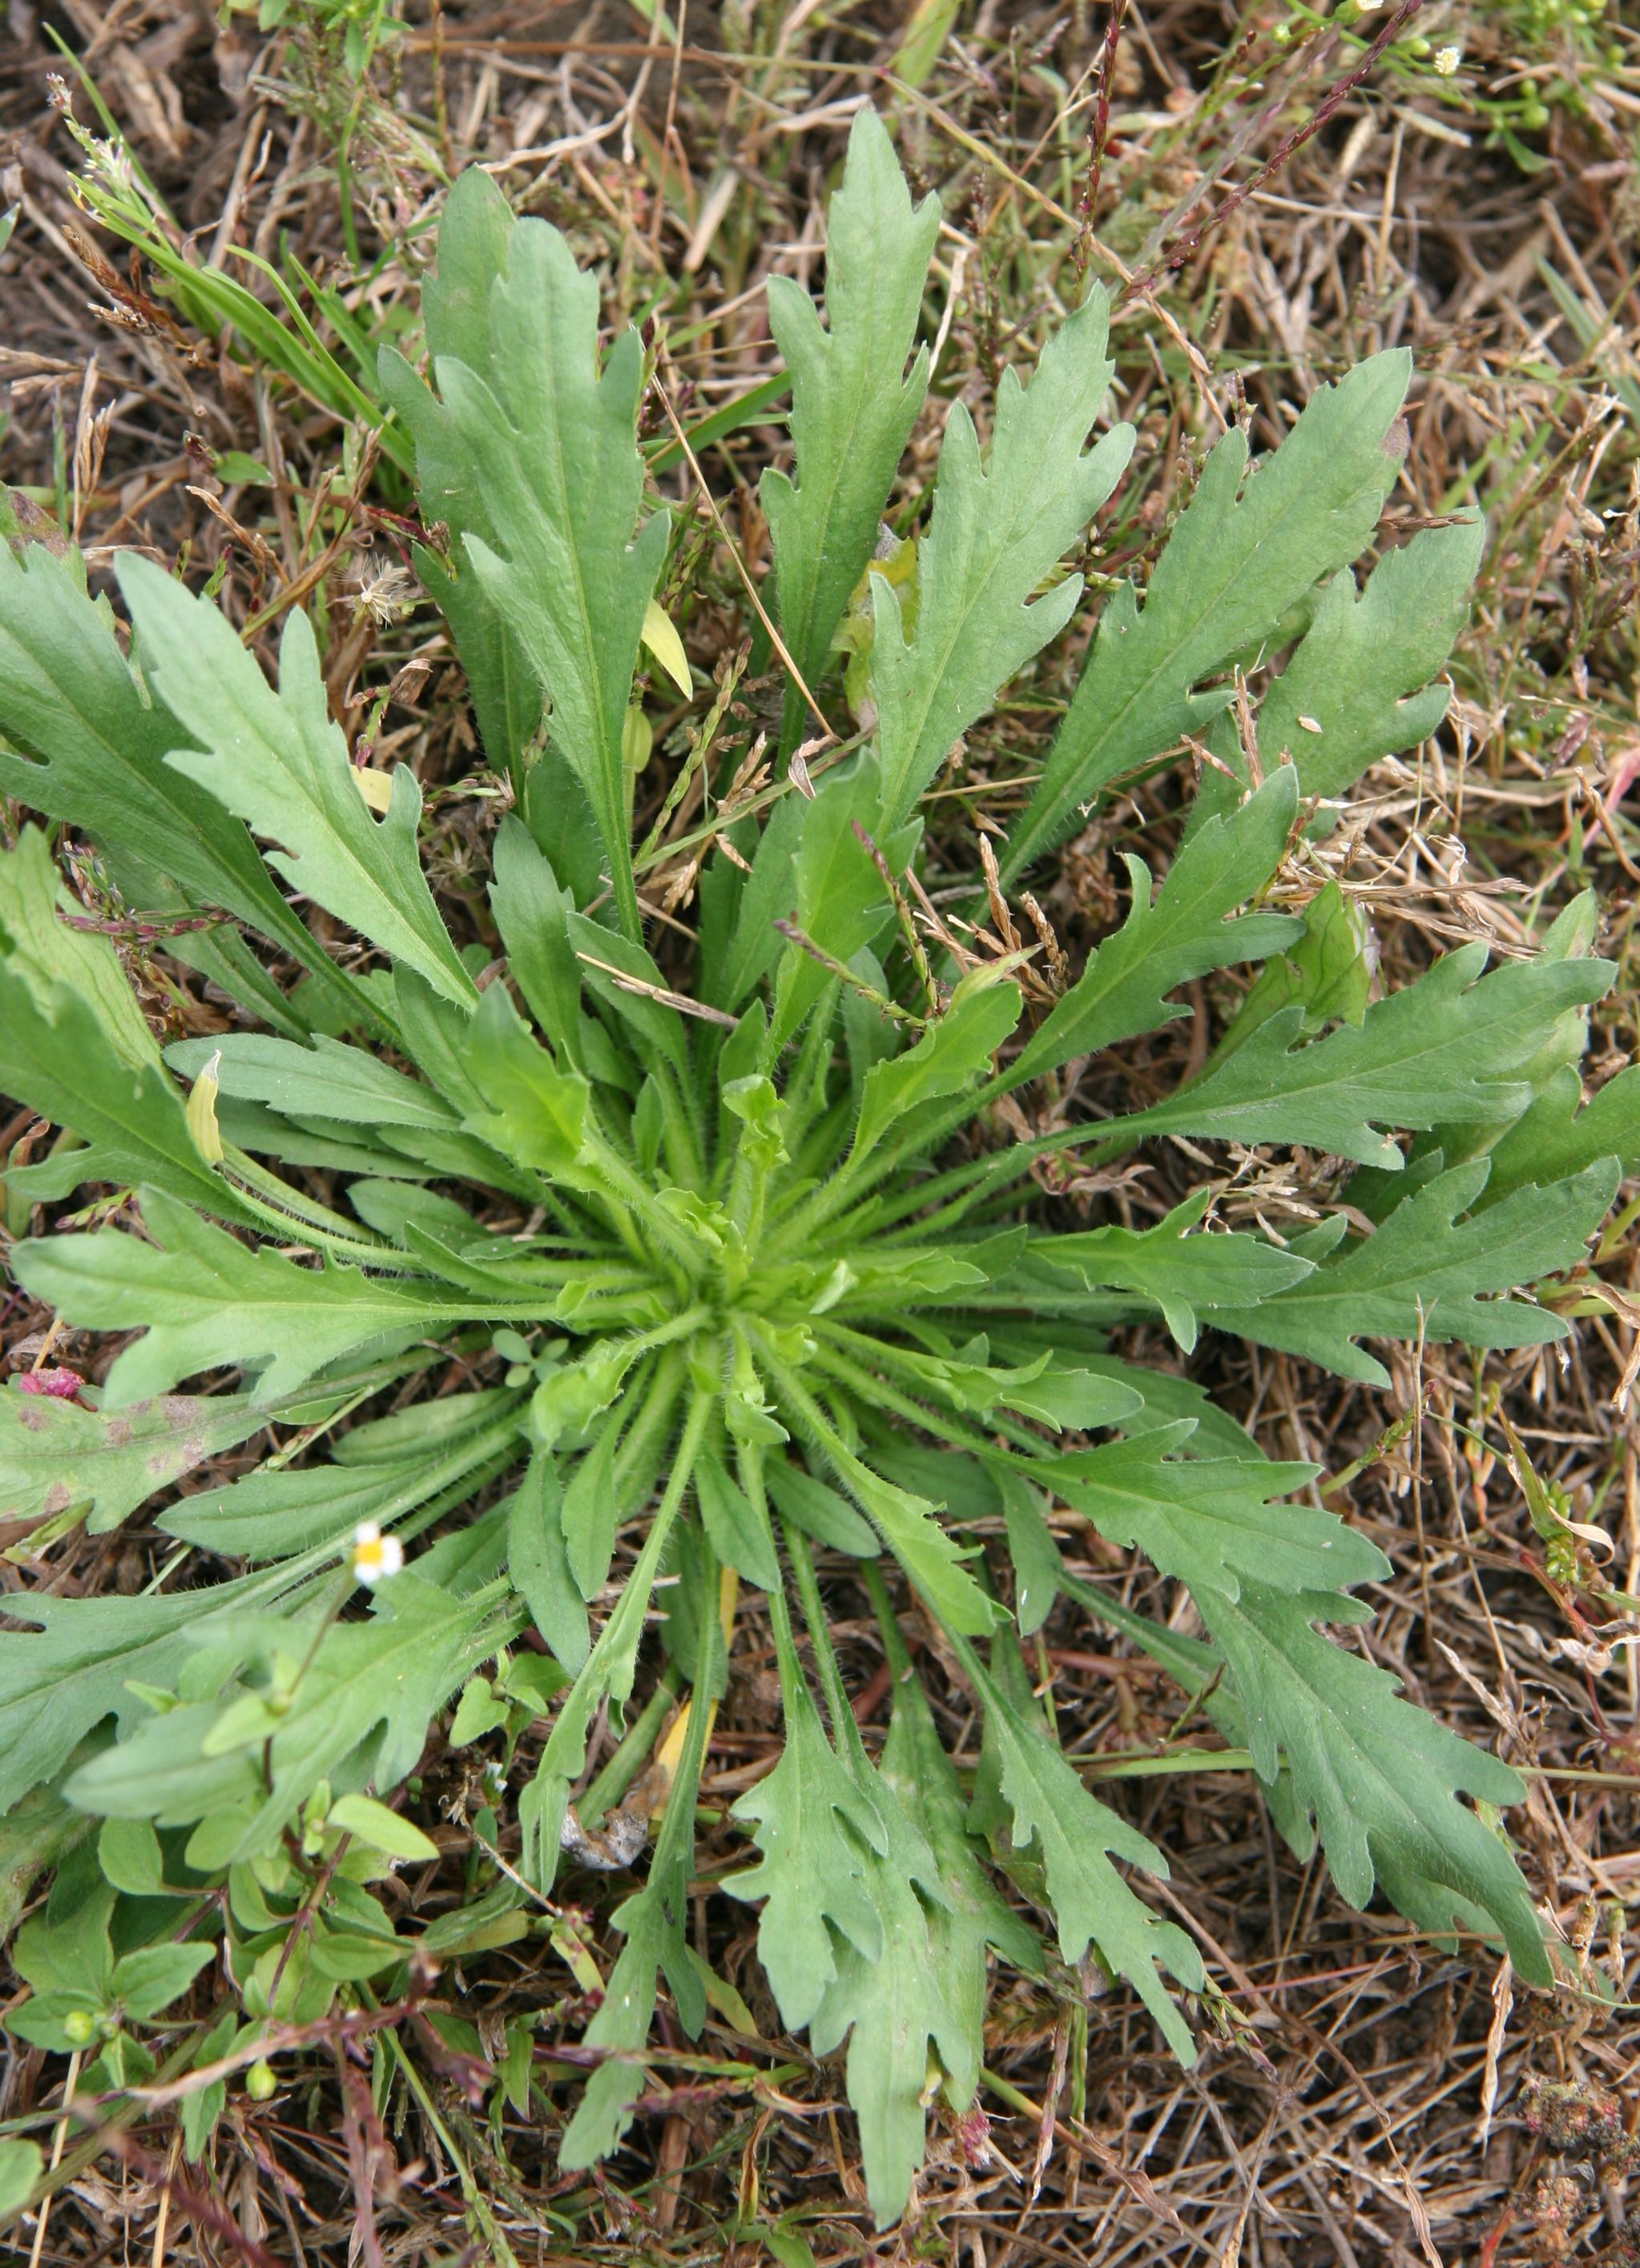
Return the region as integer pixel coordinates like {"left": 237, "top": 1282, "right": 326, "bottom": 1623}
{"left": 353, "top": 1521, "right": 404, "bottom": 1586}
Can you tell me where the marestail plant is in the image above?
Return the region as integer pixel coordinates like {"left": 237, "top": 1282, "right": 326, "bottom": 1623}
{"left": 2, "top": 110, "right": 1635, "bottom": 2230}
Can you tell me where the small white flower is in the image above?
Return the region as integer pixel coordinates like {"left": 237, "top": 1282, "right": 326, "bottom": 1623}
{"left": 1433, "top": 45, "right": 1461, "bottom": 74}
{"left": 352, "top": 1521, "right": 404, "bottom": 1586}
{"left": 1356, "top": 0, "right": 1385, "bottom": 11}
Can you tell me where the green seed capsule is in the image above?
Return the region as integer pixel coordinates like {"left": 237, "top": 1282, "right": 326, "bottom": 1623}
{"left": 62, "top": 2008, "right": 98, "bottom": 2046}
{"left": 245, "top": 2059, "right": 277, "bottom": 2101}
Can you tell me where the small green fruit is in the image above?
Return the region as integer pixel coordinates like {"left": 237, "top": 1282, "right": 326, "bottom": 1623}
{"left": 62, "top": 2008, "right": 98, "bottom": 2047}
{"left": 245, "top": 2059, "right": 277, "bottom": 2101}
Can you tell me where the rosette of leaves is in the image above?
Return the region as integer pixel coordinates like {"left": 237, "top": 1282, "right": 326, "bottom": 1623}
{"left": 1, "top": 111, "right": 1633, "bottom": 2229}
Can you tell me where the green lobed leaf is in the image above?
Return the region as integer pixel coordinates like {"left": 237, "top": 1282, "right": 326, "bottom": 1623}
{"left": 383, "top": 185, "right": 669, "bottom": 939}
{"left": 1005, "top": 351, "right": 1413, "bottom": 880}
{"left": 806, "top": 1761, "right": 971, "bottom": 2228}
{"left": 62, "top": 1574, "right": 510, "bottom": 1859}
{"left": 1200, "top": 1581, "right": 1549, "bottom": 1982}
{"left": 1482, "top": 1062, "right": 1640, "bottom": 1207}
{"left": 1026, "top": 1186, "right": 1315, "bottom": 1350}
{"left": 559, "top": 1569, "right": 722, "bottom": 2169}
{"left": 1010, "top": 770, "right": 1304, "bottom": 1081}
{"left": 1193, "top": 514, "right": 1485, "bottom": 828}
{"left": 1114, "top": 941, "right": 1614, "bottom": 1169}
{"left": 1213, "top": 879, "right": 1372, "bottom": 1063}
{"left": 11, "top": 1187, "right": 498, "bottom": 1408}
{"left": 0, "top": 831, "right": 258, "bottom": 1220}
{"left": 850, "top": 981, "right": 1022, "bottom": 1163}
{"left": 0, "top": 1561, "right": 310, "bottom": 1815}
{"left": 963, "top": 1642, "right": 1203, "bottom": 2060}
{"left": 1048, "top": 1430, "right": 1387, "bottom": 1603}
{"left": 0, "top": 539, "right": 357, "bottom": 1011}
{"left": 871, "top": 288, "right": 1133, "bottom": 829}
{"left": 118, "top": 556, "right": 476, "bottom": 1010}
{"left": 762, "top": 106, "right": 940, "bottom": 755}
{"left": 727, "top": 1672, "right": 889, "bottom": 2027}
{"left": 1211, "top": 1156, "right": 1618, "bottom": 1385}
{"left": 2, "top": 1381, "right": 276, "bottom": 1537}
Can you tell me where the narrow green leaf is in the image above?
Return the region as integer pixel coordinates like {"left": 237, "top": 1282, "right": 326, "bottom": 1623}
{"left": 764, "top": 1459, "right": 880, "bottom": 1557}
{"left": 697, "top": 1452, "right": 781, "bottom": 1588}
{"left": 166, "top": 1033, "right": 462, "bottom": 1131}
{"left": 507, "top": 1450, "right": 590, "bottom": 1674}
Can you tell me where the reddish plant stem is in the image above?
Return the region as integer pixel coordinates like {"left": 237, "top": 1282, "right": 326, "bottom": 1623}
{"left": 1117, "top": 0, "right": 1423, "bottom": 308}
{"left": 1076, "top": 0, "right": 1130, "bottom": 274}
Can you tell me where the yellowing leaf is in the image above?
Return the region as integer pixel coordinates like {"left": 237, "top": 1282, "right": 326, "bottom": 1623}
{"left": 641, "top": 600, "right": 692, "bottom": 698}
{"left": 352, "top": 764, "right": 396, "bottom": 814}
{"left": 183, "top": 1048, "right": 224, "bottom": 1166}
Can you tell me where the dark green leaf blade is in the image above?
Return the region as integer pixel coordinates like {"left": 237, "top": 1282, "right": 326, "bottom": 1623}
{"left": 1114, "top": 944, "right": 1614, "bottom": 1169}
{"left": 1010, "top": 769, "right": 1303, "bottom": 1080}
{"left": 0, "top": 539, "right": 353, "bottom": 1005}
{"left": 1050, "top": 1432, "right": 1387, "bottom": 1602}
